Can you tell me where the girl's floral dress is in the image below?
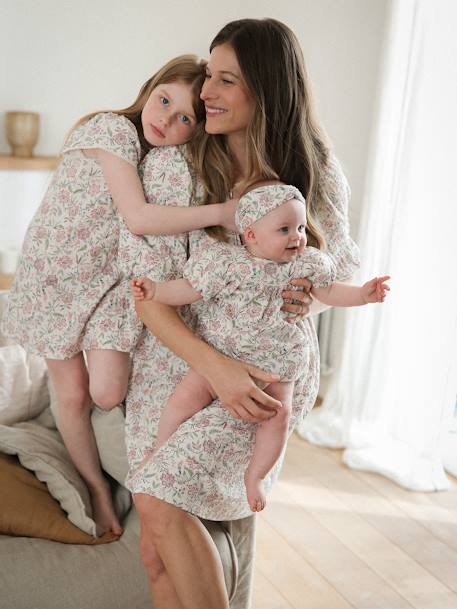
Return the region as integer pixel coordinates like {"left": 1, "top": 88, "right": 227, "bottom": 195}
{"left": 1, "top": 113, "right": 143, "bottom": 358}
{"left": 124, "top": 154, "right": 360, "bottom": 520}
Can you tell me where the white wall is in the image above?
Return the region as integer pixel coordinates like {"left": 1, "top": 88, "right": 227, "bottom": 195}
{"left": 1, "top": 0, "right": 389, "bottom": 234}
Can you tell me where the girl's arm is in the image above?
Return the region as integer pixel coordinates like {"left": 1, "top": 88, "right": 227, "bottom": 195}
{"left": 135, "top": 300, "right": 282, "bottom": 423}
{"left": 132, "top": 277, "right": 202, "bottom": 306}
{"left": 312, "top": 276, "right": 390, "bottom": 307}
{"left": 87, "top": 149, "right": 237, "bottom": 234}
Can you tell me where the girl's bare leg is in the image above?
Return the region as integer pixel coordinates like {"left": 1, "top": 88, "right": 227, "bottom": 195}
{"left": 244, "top": 381, "right": 294, "bottom": 512}
{"left": 46, "top": 355, "right": 123, "bottom": 536}
{"left": 86, "top": 349, "right": 131, "bottom": 410}
{"left": 134, "top": 494, "right": 229, "bottom": 609}
{"left": 155, "top": 369, "right": 215, "bottom": 452}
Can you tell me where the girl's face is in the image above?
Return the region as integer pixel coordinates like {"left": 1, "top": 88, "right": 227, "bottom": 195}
{"left": 141, "top": 81, "right": 197, "bottom": 147}
{"left": 245, "top": 199, "right": 307, "bottom": 263}
{"left": 200, "top": 43, "right": 256, "bottom": 138}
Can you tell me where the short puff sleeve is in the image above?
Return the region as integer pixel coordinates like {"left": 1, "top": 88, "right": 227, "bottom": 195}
{"left": 183, "top": 241, "right": 242, "bottom": 301}
{"left": 294, "top": 247, "right": 337, "bottom": 289}
{"left": 317, "top": 156, "right": 360, "bottom": 281}
{"left": 62, "top": 112, "right": 141, "bottom": 167}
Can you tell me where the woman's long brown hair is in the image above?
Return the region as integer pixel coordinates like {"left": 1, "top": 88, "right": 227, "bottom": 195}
{"left": 188, "top": 19, "right": 330, "bottom": 247}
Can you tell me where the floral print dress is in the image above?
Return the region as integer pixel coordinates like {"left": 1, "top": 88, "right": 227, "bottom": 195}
{"left": 182, "top": 240, "right": 336, "bottom": 381}
{"left": 125, "top": 154, "right": 360, "bottom": 520}
{"left": 1, "top": 113, "right": 143, "bottom": 358}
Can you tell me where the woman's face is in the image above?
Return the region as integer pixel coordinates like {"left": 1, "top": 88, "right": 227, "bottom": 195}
{"left": 201, "top": 43, "right": 256, "bottom": 138}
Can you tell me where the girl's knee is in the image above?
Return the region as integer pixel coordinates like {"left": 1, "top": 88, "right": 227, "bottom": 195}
{"left": 89, "top": 381, "right": 126, "bottom": 410}
{"left": 58, "top": 387, "right": 91, "bottom": 416}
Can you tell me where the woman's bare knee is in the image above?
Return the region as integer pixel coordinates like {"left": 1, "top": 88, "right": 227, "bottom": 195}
{"left": 140, "top": 535, "right": 166, "bottom": 582}
{"left": 135, "top": 494, "right": 186, "bottom": 541}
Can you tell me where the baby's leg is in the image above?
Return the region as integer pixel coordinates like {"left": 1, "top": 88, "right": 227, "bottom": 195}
{"left": 244, "top": 381, "right": 294, "bottom": 512}
{"left": 46, "top": 354, "right": 122, "bottom": 536}
{"left": 86, "top": 349, "right": 131, "bottom": 410}
{"left": 155, "top": 369, "right": 216, "bottom": 453}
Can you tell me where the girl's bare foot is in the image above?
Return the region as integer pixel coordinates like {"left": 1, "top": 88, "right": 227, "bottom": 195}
{"left": 89, "top": 481, "right": 123, "bottom": 536}
{"left": 244, "top": 469, "right": 267, "bottom": 512}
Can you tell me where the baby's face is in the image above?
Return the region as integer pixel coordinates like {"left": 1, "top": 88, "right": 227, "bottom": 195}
{"left": 247, "top": 199, "right": 307, "bottom": 263}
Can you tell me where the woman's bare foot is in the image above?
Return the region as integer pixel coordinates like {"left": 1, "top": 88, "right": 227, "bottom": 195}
{"left": 244, "top": 469, "right": 267, "bottom": 512}
{"left": 89, "top": 481, "right": 123, "bottom": 536}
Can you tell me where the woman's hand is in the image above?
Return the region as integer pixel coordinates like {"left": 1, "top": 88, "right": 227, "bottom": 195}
{"left": 204, "top": 353, "right": 282, "bottom": 423}
{"left": 281, "top": 277, "right": 313, "bottom": 322}
{"left": 219, "top": 198, "right": 239, "bottom": 232}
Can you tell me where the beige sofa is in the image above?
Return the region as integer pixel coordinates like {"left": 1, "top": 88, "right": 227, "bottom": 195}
{"left": 0, "top": 292, "right": 256, "bottom": 609}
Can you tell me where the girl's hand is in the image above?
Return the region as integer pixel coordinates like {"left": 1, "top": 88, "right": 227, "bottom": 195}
{"left": 204, "top": 353, "right": 283, "bottom": 423}
{"left": 362, "top": 275, "right": 391, "bottom": 303}
{"left": 132, "top": 278, "right": 155, "bottom": 301}
{"left": 281, "top": 277, "right": 313, "bottom": 323}
{"left": 219, "top": 198, "right": 239, "bottom": 232}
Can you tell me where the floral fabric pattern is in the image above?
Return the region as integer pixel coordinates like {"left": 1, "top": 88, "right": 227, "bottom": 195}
{"left": 183, "top": 240, "right": 335, "bottom": 381}
{"left": 1, "top": 113, "right": 142, "bottom": 358}
{"left": 124, "top": 152, "right": 360, "bottom": 520}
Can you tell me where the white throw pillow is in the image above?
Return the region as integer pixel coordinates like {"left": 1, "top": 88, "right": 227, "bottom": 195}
{"left": 0, "top": 345, "right": 49, "bottom": 425}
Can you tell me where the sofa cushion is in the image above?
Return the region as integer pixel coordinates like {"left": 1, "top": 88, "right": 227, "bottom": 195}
{"left": 0, "top": 453, "right": 117, "bottom": 544}
{"left": 0, "top": 421, "right": 131, "bottom": 537}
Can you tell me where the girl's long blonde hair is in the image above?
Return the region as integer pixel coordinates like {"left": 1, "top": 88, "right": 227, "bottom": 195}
{"left": 188, "top": 19, "right": 330, "bottom": 248}
{"left": 69, "top": 54, "right": 207, "bottom": 158}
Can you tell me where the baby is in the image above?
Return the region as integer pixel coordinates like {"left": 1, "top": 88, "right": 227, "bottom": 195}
{"left": 132, "top": 183, "right": 390, "bottom": 511}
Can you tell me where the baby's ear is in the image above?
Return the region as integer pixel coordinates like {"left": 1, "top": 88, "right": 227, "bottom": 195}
{"left": 244, "top": 227, "right": 257, "bottom": 244}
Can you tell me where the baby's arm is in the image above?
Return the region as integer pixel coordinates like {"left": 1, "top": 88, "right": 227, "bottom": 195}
{"left": 132, "top": 277, "right": 202, "bottom": 307}
{"left": 88, "top": 149, "right": 237, "bottom": 235}
{"left": 312, "top": 275, "right": 390, "bottom": 307}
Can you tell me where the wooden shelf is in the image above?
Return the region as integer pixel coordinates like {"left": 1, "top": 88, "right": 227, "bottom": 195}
{"left": 0, "top": 155, "right": 60, "bottom": 171}
{"left": 0, "top": 273, "right": 14, "bottom": 290}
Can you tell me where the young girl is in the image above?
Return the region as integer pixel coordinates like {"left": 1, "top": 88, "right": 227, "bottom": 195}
{"left": 132, "top": 183, "right": 390, "bottom": 512}
{"left": 1, "top": 54, "right": 237, "bottom": 536}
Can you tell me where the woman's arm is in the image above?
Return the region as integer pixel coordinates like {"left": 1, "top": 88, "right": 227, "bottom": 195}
{"left": 88, "top": 149, "right": 237, "bottom": 234}
{"left": 135, "top": 300, "right": 282, "bottom": 422}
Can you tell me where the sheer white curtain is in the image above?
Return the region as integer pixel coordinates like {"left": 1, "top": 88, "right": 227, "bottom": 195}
{"left": 298, "top": 0, "right": 457, "bottom": 491}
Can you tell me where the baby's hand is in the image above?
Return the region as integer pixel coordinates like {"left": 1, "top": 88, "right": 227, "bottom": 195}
{"left": 131, "top": 278, "right": 155, "bottom": 301}
{"left": 363, "top": 275, "right": 391, "bottom": 303}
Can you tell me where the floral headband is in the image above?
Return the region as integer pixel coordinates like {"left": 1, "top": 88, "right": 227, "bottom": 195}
{"left": 235, "top": 184, "right": 306, "bottom": 234}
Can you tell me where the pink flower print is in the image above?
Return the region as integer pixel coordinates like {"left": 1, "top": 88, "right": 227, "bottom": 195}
{"left": 90, "top": 207, "right": 105, "bottom": 220}
{"left": 100, "top": 319, "right": 115, "bottom": 332}
{"left": 33, "top": 259, "right": 45, "bottom": 272}
{"left": 88, "top": 182, "right": 101, "bottom": 196}
{"left": 55, "top": 317, "right": 67, "bottom": 331}
{"left": 56, "top": 228, "right": 67, "bottom": 243}
{"left": 66, "top": 166, "right": 77, "bottom": 179}
{"left": 62, "top": 292, "right": 73, "bottom": 305}
{"left": 224, "top": 304, "right": 236, "bottom": 319}
{"left": 57, "top": 255, "right": 72, "bottom": 269}
{"left": 113, "top": 132, "right": 128, "bottom": 145}
{"left": 59, "top": 189, "right": 71, "bottom": 204}
{"left": 160, "top": 472, "right": 176, "bottom": 488}
{"left": 133, "top": 372, "right": 145, "bottom": 385}
{"left": 35, "top": 226, "right": 47, "bottom": 240}
{"left": 44, "top": 275, "right": 58, "bottom": 287}
{"left": 187, "top": 484, "right": 200, "bottom": 499}
{"left": 77, "top": 227, "right": 90, "bottom": 241}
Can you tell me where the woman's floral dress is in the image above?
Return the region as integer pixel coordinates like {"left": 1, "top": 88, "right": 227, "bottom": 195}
{"left": 182, "top": 239, "right": 336, "bottom": 381}
{"left": 1, "top": 113, "right": 143, "bottom": 358}
{"left": 125, "top": 154, "right": 360, "bottom": 520}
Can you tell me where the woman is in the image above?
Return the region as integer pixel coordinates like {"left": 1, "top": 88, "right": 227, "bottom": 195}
{"left": 126, "top": 18, "right": 360, "bottom": 609}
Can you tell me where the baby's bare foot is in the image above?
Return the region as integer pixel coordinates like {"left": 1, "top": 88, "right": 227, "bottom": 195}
{"left": 244, "top": 470, "right": 267, "bottom": 512}
{"left": 90, "top": 482, "right": 123, "bottom": 537}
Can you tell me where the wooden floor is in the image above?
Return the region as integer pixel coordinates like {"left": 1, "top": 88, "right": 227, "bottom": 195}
{"left": 252, "top": 434, "right": 457, "bottom": 609}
